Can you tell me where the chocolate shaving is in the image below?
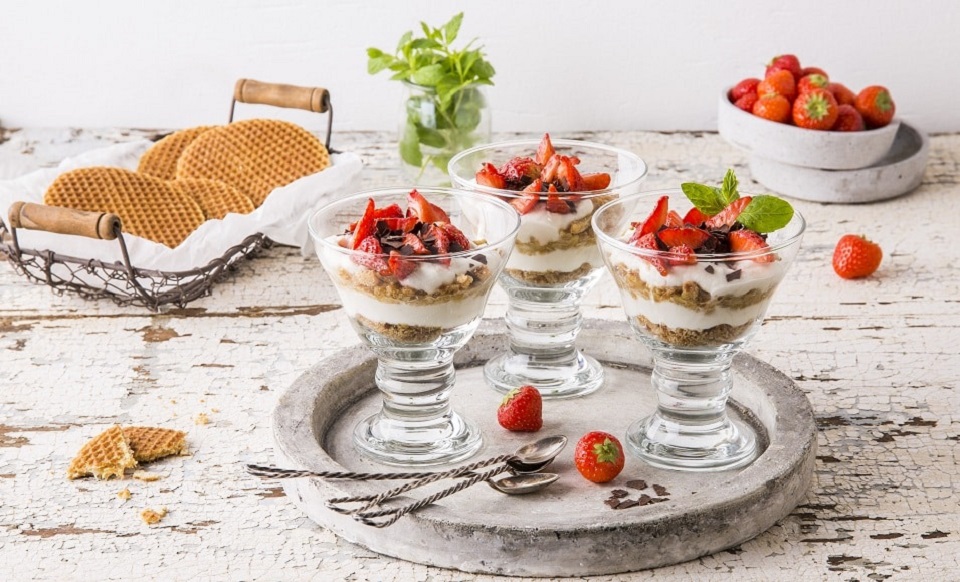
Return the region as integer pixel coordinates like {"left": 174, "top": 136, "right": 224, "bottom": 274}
{"left": 725, "top": 269, "right": 742, "bottom": 282}
{"left": 615, "top": 499, "right": 639, "bottom": 510}
{"left": 610, "top": 489, "right": 629, "bottom": 499}
{"left": 652, "top": 484, "right": 670, "bottom": 497}
{"left": 604, "top": 498, "right": 621, "bottom": 509}
{"left": 704, "top": 265, "right": 715, "bottom": 274}
{"left": 637, "top": 494, "right": 652, "bottom": 506}
{"left": 651, "top": 497, "right": 669, "bottom": 504}
{"left": 625, "top": 479, "right": 647, "bottom": 491}
{"left": 471, "top": 253, "right": 488, "bottom": 265}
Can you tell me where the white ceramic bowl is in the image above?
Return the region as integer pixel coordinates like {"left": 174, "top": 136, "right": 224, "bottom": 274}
{"left": 749, "top": 122, "right": 928, "bottom": 204}
{"left": 718, "top": 87, "right": 900, "bottom": 170}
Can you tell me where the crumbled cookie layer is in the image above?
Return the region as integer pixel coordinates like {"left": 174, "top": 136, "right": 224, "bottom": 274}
{"left": 612, "top": 263, "right": 775, "bottom": 313}
{"left": 355, "top": 315, "right": 444, "bottom": 344}
{"left": 337, "top": 265, "right": 492, "bottom": 305}
{"left": 505, "top": 262, "right": 594, "bottom": 285}
{"left": 635, "top": 315, "right": 755, "bottom": 347}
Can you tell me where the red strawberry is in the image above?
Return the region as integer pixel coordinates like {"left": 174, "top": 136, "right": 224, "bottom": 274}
{"left": 730, "top": 78, "right": 761, "bottom": 102}
{"left": 438, "top": 222, "right": 471, "bottom": 251}
{"left": 540, "top": 155, "right": 560, "bottom": 183}
{"left": 801, "top": 66, "right": 828, "bottom": 78}
{"left": 705, "top": 197, "right": 752, "bottom": 228}
{"left": 382, "top": 216, "right": 419, "bottom": 233}
{"left": 665, "top": 210, "right": 684, "bottom": 228}
{"left": 757, "top": 69, "right": 797, "bottom": 102}
{"left": 388, "top": 250, "right": 417, "bottom": 280}
{"left": 351, "top": 198, "right": 377, "bottom": 249}
{"left": 855, "top": 86, "right": 895, "bottom": 128}
{"left": 734, "top": 92, "right": 759, "bottom": 113}
{"left": 683, "top": 207, "right": 707, "bottom": 226}
{"left": 832, "top": 104, "right": 865, "bottom": 132}
{"left": 797, "top": 73, "right": 830, "bottom": 95}
{"left": 557, "top": 155, "right": 584, "bottom": 191}
{"left": 535, "top": 133, "right": 556, "bottom": 166}
{"left": 581, "top": 172, "right": 611, "bottom": 191}
{"left": 351, "top": 235, "right": 391, "bottom": 274}
{"left": 545, "top": 192, "right": 572, "bottom": 214}
{"left": 752, "top": 94, "right": 791, "bottom": 123}
{"left": 666, "top": 244, "right": 698, "bottom": 266}
{"left": 510, "top": 190, "right": 540, "bottom": 215}
{"left": 499, "top": 156, "right": 541, "bottom": 185}
{"left": 497, "top": 386, "right": 542, "bottom": 432}
{"left": 631, "top": 232, "right": 667, "bottom": 276}
{"left": 828, "top": 82, "right": 857, "bottom": 107}
{"left": 407, "top": 189, "right": 450, "bottom": 224}
{"left": 832, "top": 234, "right": 882, "bottom": 279}
{"left": 628, "top": 195, "right": 669, "bottom": 244}
{"left": 429, "top": 224, "right": 451, "bottom": 263}
{"left": 476, "top": 162, "right": 507, "bottom": 190}
{"left": 373, "top": 203, "right": 404, "bottom": 219}
{"left": 728, "top": 230, "right": 774, "bottom": 262}
{"left": 402, "top": 232, "right": 431, "bottom": 255}
{"left": 574, "top": 432, "right": 625, "bottom": 484}
{"left": 657, "top": 226, "right": 710, "bottom": 250}
{"left": 793, "top": 89, "right": 839, "bottom": 130}
{"left": 765, "top": 54, "right": 802, "bottom": 80}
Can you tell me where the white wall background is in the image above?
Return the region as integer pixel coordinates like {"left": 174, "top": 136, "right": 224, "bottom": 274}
{"left": 2, "top": 1, "right": 958, "bottom": 133}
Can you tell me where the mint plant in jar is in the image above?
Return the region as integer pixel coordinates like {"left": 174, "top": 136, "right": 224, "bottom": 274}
{"left": 367, "top": 13, "right": 494, "bottom": 185}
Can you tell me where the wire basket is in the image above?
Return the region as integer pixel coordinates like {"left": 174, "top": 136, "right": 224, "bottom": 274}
{"left": 0, "top": 78, "right": 333, "bottom": 311}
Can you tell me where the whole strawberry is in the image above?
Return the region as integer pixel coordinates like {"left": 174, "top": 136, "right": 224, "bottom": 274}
{"left": 752, "top": 94, "right": 791, "bottom": 123}
{"left": 734, "top": 92, "right": 759, "bottom": 113}
{"left": 832, "top": 104, "right": 865, "bottom": 132}
{"left": 797, "top": 73, "right": 829, "bottom": 95}
{"left": 801, "top": 66, "right": 828, "bottom": 78}
{"left": 757, "top": 69, "right": 797, "bottom": 102}
{"left": 574, "top": 431, "right": 625, "bottom": 483}
{"left": 765, "top": 54, "right": 802, "bottom": 80}
{"left": 828, "top": 82, "right": 857, "bottom": 107}
{"left": 730, "top": 78, "right": 760, "bottom": 102}
{"left": 793, "top": 89, "right": 839, "bottom": 130}
{"left": 833, "top": 234, "right": 883, "bottom": 279}
{"left": 497, "top": 386, "right": 542, "bottom": 432}
{"left": 855, "top": 86, "right": 896, "bottom": 128}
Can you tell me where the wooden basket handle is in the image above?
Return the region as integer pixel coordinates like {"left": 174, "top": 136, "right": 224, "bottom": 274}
{"left": 229, "top": 78, "right": 333, "bottom": 149}
{"left": 8, "top": 202, "right": 120, "bottom": 241}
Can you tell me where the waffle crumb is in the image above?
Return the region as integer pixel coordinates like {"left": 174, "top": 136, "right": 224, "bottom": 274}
{"left": 132, "top": 471, "right": 162, "bottom": 482}
{"left": 117, "top": 488, "right": 132, "bottom": 501}
{"left": 140, "top": 507, "right": 168, "bottom": 525}
{"left": 194, "top": 413, "right": 210, "bottom": 425}
{"left": 210, "top": 408, "right": 220, "bottom": 413}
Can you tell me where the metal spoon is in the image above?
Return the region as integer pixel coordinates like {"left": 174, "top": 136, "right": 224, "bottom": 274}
{"left": 487, "top": 472, "right": 559, "bottom": 495}
{"left": 506, "top": 435, "right": 567, "bottom": 473}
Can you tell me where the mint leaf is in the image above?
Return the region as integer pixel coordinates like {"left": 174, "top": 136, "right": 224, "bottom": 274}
{"left": 411, "top": 64, "right": 445, "bottom": 86}
{"left": 399, "top": 122, "right": 422, "bottom": 167}
{"left": 719, "top": 169, "right": 739, "bottom": 205}
{"left": 681, "top": 182, "right": 726, "bottom": 216}
{"left": 367, "top": 55, "right": 392, "bottom": 75}
{"left": 443, "top": 13, "right": 463, "bottom": 44}
{"left": 737, "top": 195, "right": 794, "bottom": 233}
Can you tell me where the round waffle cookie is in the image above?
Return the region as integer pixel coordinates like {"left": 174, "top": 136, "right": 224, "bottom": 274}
{"left": 175, "top": 119, "right": 331, "bottom": 207}
{"left": 137, "top": 125, "right": 218, "bottom": 180}
{"left": 121, "top": 426, "right": 187, "bottom": 463}
{"left": 67, "top": 425, "right": 137, "bottom": 480}
{"left": 44, "top": 167, "right": 205, "bottom": 248}
{"left": 175, "top": 179, "right": 255, "bottom": 220}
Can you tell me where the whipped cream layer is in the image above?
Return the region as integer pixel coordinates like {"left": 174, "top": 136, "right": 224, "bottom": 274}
{"left": 509, "top": 200, "right": 600, "bottom": 273}
{"left": 515, "top": 200, "right": 593, "bottom": 245}
{"left": 610, "top": 248, "right": 787, "bottom": 331}
{"left": 508, "top": 242, "right": 600, "bottom": 272}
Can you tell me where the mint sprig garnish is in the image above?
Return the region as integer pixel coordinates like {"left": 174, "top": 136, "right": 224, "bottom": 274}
{"left": 681, "top": 169, "right": 794, "bottom": 234}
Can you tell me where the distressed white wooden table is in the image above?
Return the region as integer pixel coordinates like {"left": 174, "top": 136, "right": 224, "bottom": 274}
{"left": 1, "top": 128, "right": 957, "bottom": 581}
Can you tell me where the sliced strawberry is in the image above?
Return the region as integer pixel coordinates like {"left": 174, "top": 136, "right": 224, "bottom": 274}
{"left": 728, "top": 229, "right": 774, "bottom": 262}
{"left": 402, "top": 232, "right": 431, "bottom": 255}
{"left": 632, "top": 232, "right": 667, "bottom": 276}
{"left": 545, "top": 192, "right": 572, "bottom": 214}
{"left": 682, "top": 207, "right": 708, "bottom": 226}
{"left": 581, "top": 172, "right": 611, "bottom": 191}
{"left": 427, "top": 224, "right": 452, "bottom": 265}
{"left": 509, "top": 192, "right": 540, "bottom": 215}
{"left": 406, "top": 189, "right": 451, "bottom": 224}
{"left": 351, "top": 198, "right": 377, "bottom": 249}
{"left": 666, "top": 244, "right": 698, "bottom": 266}
{"left": 535, "top": 133, "right": 556, "bottom": 166}
{"left": 557, "top": 155, "right": 584, "bottom": 192}
{"left": 439, "top": 222, "right": 471, "bottom": 251}
{"left": 499, "top": 156, "right": 541, "bottom": 185}
{"left": 373, "top": 203, "right": 404, "bottom": 219}
{"left": 628, "top": 195, "right": 669, "bottom": 244}
{"left": 381, "top": 216, "right": 419, "bottom": 233}
{"left": 540, "top": 154, "right": 560, "bottom": 183}
{"left": 657, "top": 226, "right": 711, "bottom": 250}
{"left": 388, "top": 250, "right": 417, "bottom": 280}
{"left": 666, "top": 210, "right": 683, "bottom": 228}
{"left": 351, "top": 235, "right": 390, "bottom": 274}
{"left": 705, "top": 196, "right": 752, "bottom": 229}
{"left": 476, "top": 163, "right": 506, "bottom": 190}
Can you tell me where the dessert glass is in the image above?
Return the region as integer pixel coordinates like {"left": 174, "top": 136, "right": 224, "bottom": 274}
{"left": 593, "top": 190, "right": 805, "bottom": 471}
{"left": 308, "top": 188, "right": 520, "bottom": 465}
{"left": 448, "top": 140, "right": 647, "bottom": 399}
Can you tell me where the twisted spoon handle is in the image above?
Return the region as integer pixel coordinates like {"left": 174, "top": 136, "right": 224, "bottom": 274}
{"left": 246, "top": 465, "right": 453, "bottom": 480}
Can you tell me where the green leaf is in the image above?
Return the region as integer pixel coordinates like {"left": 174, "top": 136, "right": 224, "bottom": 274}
{"left": 420, "top": 21, "right": 433, "bottom": 39}
{"left": 431, "top": 153, "right": 452, "bottom": 174}
{"left": 399, "top": 122, "right": 423, "bottom": 167}
{"left": 366, "top": 47, "right": 384, "bottom": 59}
{"left": 443, "top": 12, "right": 463, "bottom": 43}
{"left": 680, "top": 183, "right": 726, "bottom": 216}
{"left": 472, "top": 60, "right": 495, "bottom": 82}
{"left": 367, "top": 55, "right": 392, "bottom": 75}
{"left": 719, "top": 169, "right": 739, "bottom": 205}
{"left": 410, "top": 38, "right": 440, "bottom": 50}
{"left": 411, "top": 64, "right": 445, "bottom": 86}
{"left": 737, "top": 195, "right": 795, "bottom": 233}
{"left": 396, "top": 30, "right": 412, "bottom": 54}
{"left": 416, "top": 125, "right": 447, "bottom": 149}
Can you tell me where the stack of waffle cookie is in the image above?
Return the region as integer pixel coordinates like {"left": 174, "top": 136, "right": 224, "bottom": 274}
{"left": 43, "top": 119, "right": 331, "bottom": 247}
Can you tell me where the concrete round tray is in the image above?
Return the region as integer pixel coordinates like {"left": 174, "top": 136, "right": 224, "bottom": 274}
{"left": 272, "top": 319, "right": 816, "bottom": 577}
{"left": 749, "top": 122, "right": 929, "bottom": 204}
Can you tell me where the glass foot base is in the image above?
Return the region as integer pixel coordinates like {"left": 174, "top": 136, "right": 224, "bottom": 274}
{"left": 353, "top": 411, "right": 482, "bottom": 467}
{"left": 626, "top": 413, "right": 757, "bottom": 472}
{"left": 484, "top": 352, "right": 604, "bottom": 399}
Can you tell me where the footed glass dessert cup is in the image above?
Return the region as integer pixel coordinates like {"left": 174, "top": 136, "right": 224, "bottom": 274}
{"left": 593, "top": 188, "right": 805, "bottom": 471}
{"left": 308, "top": 188, "right": 519, "bottom": 465}
{"left": 448, "top": 137, "right": 647, "bottom": 399}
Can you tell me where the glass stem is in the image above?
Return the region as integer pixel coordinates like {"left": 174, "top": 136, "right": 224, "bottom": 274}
{"left": 376, "top": 355, "right": 456, "bottom": 430}
{"left": 505, "top": 294, "right": 582, "bottom": 366}
{"left": 651, "top": 353, "right": 735, "bottom": 428}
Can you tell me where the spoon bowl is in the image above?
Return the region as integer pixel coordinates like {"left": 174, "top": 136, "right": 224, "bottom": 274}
{"left": 507, "top": 435, "right": 567, "bottom": 473}
{"left": 487, "top": 472, "right": 559, "bottom": 495}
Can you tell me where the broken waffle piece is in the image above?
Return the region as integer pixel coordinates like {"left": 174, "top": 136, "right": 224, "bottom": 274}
{"left": 117, "top": 488, "right": 132, "bottom": 501}
{"left": 140, "top": 507, "right": 168, "bottom": 525}
{"left": 194, "top": 413, "right": 210, "bottom": 426}
{"left": 122, "top": 426, "right": 187, "bottom": 463}
{"left": 132, "top": 471, "right": 162, "bottom": 482}
{"left": 67, "top": 425, "right": 138, "bottom": 480}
